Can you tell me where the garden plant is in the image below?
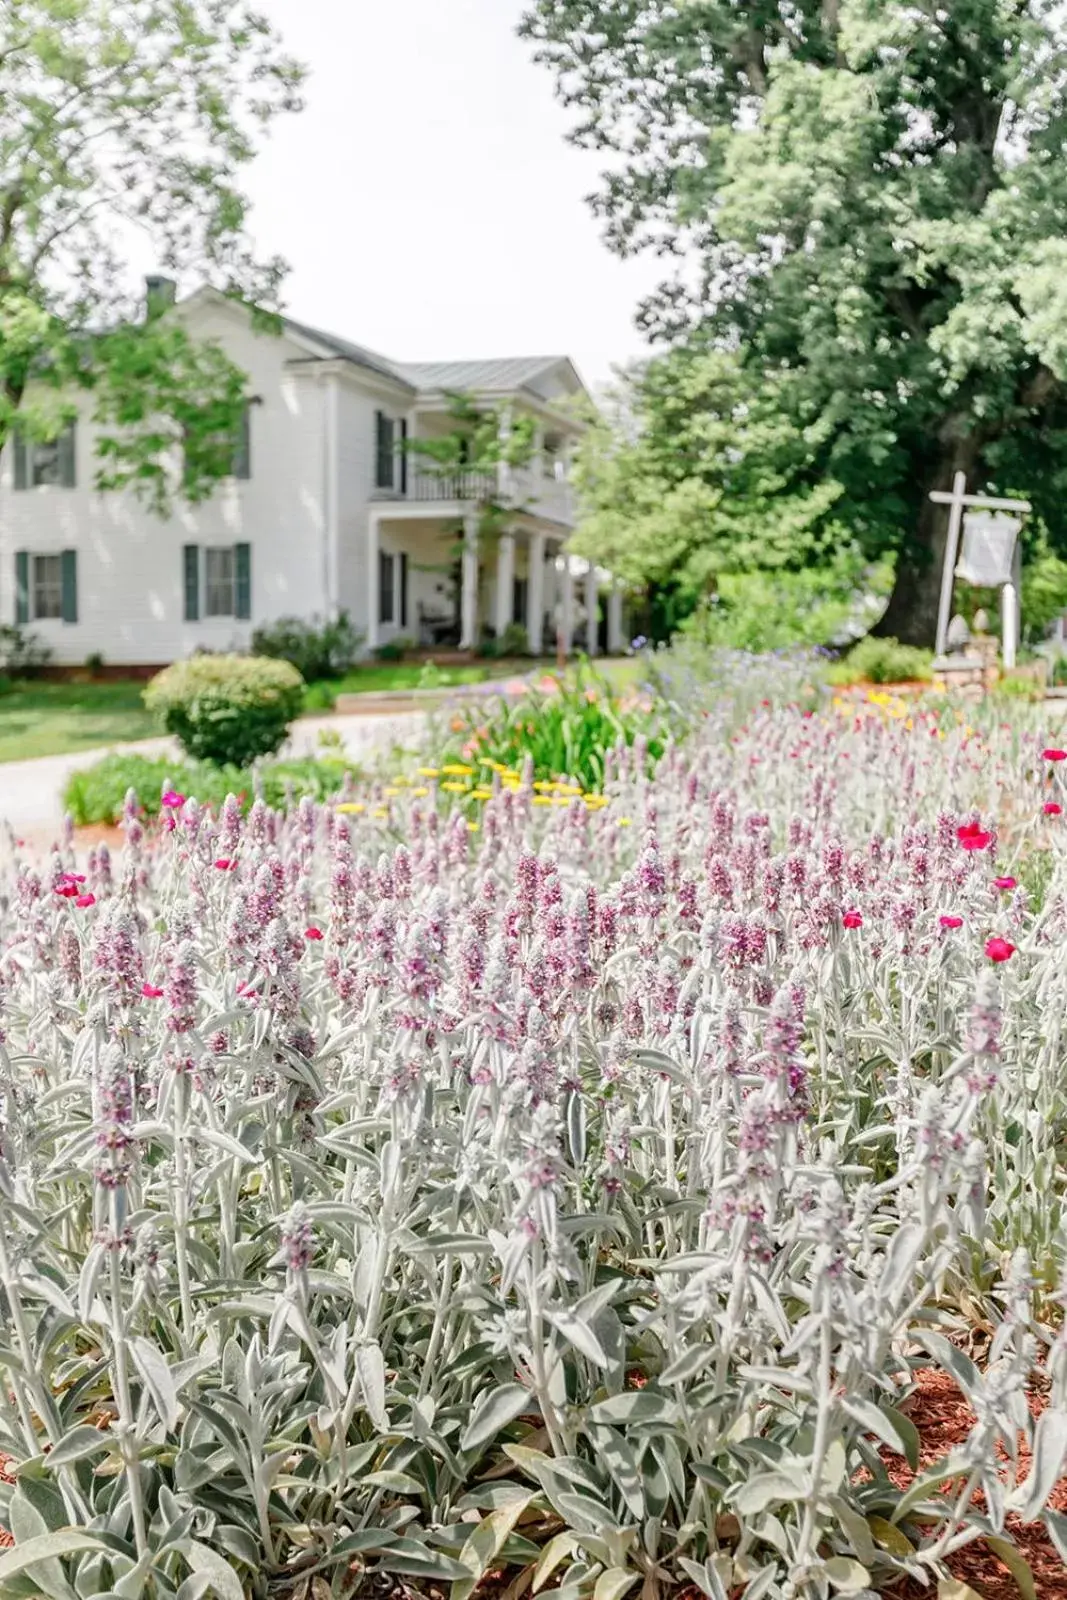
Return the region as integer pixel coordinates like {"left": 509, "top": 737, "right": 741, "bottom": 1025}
{"left": 0, "top": 657, "right": 1066, "bottom": 1600}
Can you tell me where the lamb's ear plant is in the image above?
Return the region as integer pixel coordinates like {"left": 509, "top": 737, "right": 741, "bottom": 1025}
{"left": 0, "top": 650, "right": 1066, "bottom": 1600}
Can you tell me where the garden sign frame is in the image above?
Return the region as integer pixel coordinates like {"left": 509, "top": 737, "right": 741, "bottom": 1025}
{"left": 932, "top": 472, "right": 1031, "bottom": 668}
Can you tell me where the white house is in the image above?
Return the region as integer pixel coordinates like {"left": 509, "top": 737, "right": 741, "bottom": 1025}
{"left": 0, "top": 283, "right": 625, "bottom": 667}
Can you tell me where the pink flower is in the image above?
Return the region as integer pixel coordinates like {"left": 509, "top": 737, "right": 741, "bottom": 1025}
{"left": 75, "top": 893, "right": 96, "bottom": 908}
{"left": 957, "top": 822, "right": 993, "bottom": 852}
{"left": 940, "top": 914, "right": 964, "bottom": 929}
{"left": 842, "top": 910, "right": 863, "bottom": 929}
{"left": 993, "top": 876, "right": 1017, "bottom": 891}
{"left": 141, "top": 982, "right": 164, "bottom": 998}
{"left": 1043, "top": 748, "right": 1067, "bottom": 762}
{"left": 54, "top": 883, "right": 78, "bottom": 899}
{"left": 1045, "top": 802, "right": 1062, "bottom": 816}
{"left": 985, "top": 936, "right": 1016, "bottom": 963}
{"left": 214, "top": 858, "right": 235, "bottom": 871}
{"left": 304, "top": 927, "right": 324, "bottom": 941}
{"left": 160, "top": 790, "right": 186, "bottom": 808}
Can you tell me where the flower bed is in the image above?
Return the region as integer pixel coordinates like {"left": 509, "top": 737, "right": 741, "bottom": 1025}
{"left": 1, "top": 681, "right": 1066, "bottom": 1599}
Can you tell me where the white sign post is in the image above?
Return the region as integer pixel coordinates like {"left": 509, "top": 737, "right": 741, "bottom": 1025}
{"left": 930, "top": 474, "right": 1031, "bottom": 666}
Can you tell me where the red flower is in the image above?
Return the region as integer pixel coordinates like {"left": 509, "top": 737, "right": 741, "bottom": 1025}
{"left": 1045, "top": 802, "right": 1062, "bottom": 816}
{"left": 214, "top": 858, "right": 235, "bottom": 870}
{"left": 1043, "top": 748, "right": 1067, "bottom": 762}
{"left": 75, "top": 893, "right": 96, "bottom": 908}
{"left": 141, "top": 982, "right": 164, "bottom": 998}
{"left": 54, "top": 883, "right": 78, "bottom": 899}
{"left": 160, "top": 789, "right": 185, "bottom": 808}
{"left": 985, "top": 936, "right": 1016, "bottom": 963}
{"left": 304, "top": 927, "right": 324, "bottom": 941}
{"left": 842, "top": 910, "right": 863, "bottom": 929}
{"left": 993, "top": 876, "right": 1017, "bottom": 891}
{"left": 957, "top": 821, "right": 993, "bottom": 852}
{"left": 940, "top": 914, "right": 963, "bottom": 929}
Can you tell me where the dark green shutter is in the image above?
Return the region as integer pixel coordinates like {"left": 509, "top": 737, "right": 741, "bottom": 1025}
{"left": 14, "top": 551, "right": 29, "bottom": 624}
{"left": 58, "top": 423, "right": 76, "bottom": 487}
{"left": 399, "top": 418, "right": 408, "bottom": 494}
{"left": 233, "top": 405, "right": 251, "bottom": 479}
{"left": 183, "top": 544, "right": 200, "bottom": 621}
{"left": 235, "top": 542, "right": 251, "bottom": 620}
{"left": 12, "top": 432, "right": 28, "bottom": 490}
{"left": 61, "top": 549, "right": 78, "bottom": 623}
{"left": 399, "top": 552, "right": 408, "bottom": 629}
{"left": 375, "top": 411, "right": 394, "bottom": 489}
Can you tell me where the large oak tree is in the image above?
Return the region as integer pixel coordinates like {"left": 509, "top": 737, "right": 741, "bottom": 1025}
{"left": 0, "top": 0, "right": 303, "bottom": 511}
{"left": 521, "top": 0, "right": 1067, "bottom": 644}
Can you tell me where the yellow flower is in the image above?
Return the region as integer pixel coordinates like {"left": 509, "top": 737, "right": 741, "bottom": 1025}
{"left": 467, "top": 821, "right": 479, "bottom": 832}
{"left": 336, "top": 802, "right": 364, "bottom": 814}
{"left": 556, "top": 784, "right": 584, "bottom": 797}
{"left": 502, "top": 769, "right": 521, "bottom": 780}
{"left": 480, "top": 758, "right": 505, "bottom": 772}
{"left": 417, "top": 766, "right": 440, "bottom": 778}
{"left": 441, "top": 763, "right": 474, "bottom": 776}
{"left": 584, "top": 794, "right": 610, "bottom": 809}
{"left": 472, "top": 788, "right": 494, "bottom": 800}
{"left": 411, "top": 786, "right": 429, "bottom": 798}
{"left": 617, "top": 817, "right": 632, "bottom": 827}
{"left": 372, "top": 806, "right": 388, "bottom": 818}
{"left": 383, "top": 786, "right": 400, "bottom": 797}
{"left": 533, "top": 779, "right": 559, "bottom": 792}
{"left": 441, "top": 780, "right": 469, "bottom": 794}
{"left": 532, "top": 795, "right": 554, "bottom": 807}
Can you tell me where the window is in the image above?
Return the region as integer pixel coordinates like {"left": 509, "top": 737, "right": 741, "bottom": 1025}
{"left": 15, "top": 550, "right": 77, "bottom": 623}
{"left": 182, "top": 544, "right": 250, "bottom": 622}
{"left": 12, "top": 423, "right": 76, "bottom": 489}
{"left": 205, "top": 547, "right": 236, "bottom": 617}
{"left": 182, "top": 403, "right": 252, "bottom": 484}
{"left": 512, "top": 576, "right": 528, "bottom": 625}
{"left": 375, "top": 411, "right": 396, "bottom": 490}
{"left": 33, "top": 555, "right": 63, "bottom": 619}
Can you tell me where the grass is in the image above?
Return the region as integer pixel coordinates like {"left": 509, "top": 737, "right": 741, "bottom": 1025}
{"left": 0, "top": 680, "right": 159, "bottom": 763}
{"left": 0, "top": 655, "right": 643, "bottom": 763}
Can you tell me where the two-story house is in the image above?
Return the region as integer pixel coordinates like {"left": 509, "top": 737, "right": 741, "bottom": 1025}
{"left": 0, "top": 282, "right": 624, "bottom": 667}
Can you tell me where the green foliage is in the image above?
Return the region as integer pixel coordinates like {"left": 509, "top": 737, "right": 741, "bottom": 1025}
{"left": 437, "top": 665, "right": 666, "bottom": 791}
{"left": 826, "top": 637, "right": 934, "bottom": 687}
{"left": 679, "top": 559, "right": 888, "bottom": 653}
{"left": 0, "top": 0, "right": 303, "bottom": 511}
{"left": 144, "top": 654, "right": 304, "bottom": 765}
{"left": 991, "top": 673, "right": 1042, "bottom": 704}
{"left": 0, "top": 624, "right": 51, "bottom": 677}
{"left": 63, "top": 752, "right": 359, "bottom": 827}
{"left": 373, "top": 636, "right": 414, "bottom": 663}
{"left": 522, "top": 1, "right": 1067, "bottom": 644}
{"left": 497, "top": 621, "right": 530, "bottom": 656}
{"left": 405, "top": 394, "right": 538, "bottom": 540}
{"left": 252, "top": 611, "right": 363, "bottom": 682}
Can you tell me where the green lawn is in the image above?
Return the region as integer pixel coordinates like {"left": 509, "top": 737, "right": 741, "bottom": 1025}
{"left": 0, "top": 681, "right": 159, "bottom": 763}
{"left": 0, "top": 656, "right": 640, "bottom": 763}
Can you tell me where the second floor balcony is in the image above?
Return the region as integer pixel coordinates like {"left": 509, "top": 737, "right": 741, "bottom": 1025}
{"left": 373, "top": 461, "right": 574, "bottom": 526}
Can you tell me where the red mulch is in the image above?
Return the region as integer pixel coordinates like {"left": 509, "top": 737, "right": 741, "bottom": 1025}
{"left": 0, "top": 1452, "right": 12, "bottom": 1547}
{"left": 882, "top": 1367, "right": 1067, "bottom": 1599}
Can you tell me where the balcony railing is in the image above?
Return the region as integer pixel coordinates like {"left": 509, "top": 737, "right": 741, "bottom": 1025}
{"left": 371, "top": 464, "right": 574, "bottom": 524}
{"left": 407, "top": 470, "right": 499, "bottom": 502}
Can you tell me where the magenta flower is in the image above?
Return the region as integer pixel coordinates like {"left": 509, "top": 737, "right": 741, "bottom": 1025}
{"left": 141, "top": 982, "right": 164, "bottom": 999}
{"left": 160, "top": 790, "right": 186, "bottom": 809}
{"left": 304, "top": 927, "right": 324, "bottom": 941}
{"left": 842, "top": 910, "right": 863, "bottom": 929}
{"left": 939, "top": 914, "right": 963, "bottom": 929}
{"left": 75, "top": 893, "right": 96, "bottom": 908}
{"left": 993, "top": 876, "right": 1017, "bottom": 891}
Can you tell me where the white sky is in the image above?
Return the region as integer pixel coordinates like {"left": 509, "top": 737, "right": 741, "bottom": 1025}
{"left": 244, "top": 0, "right": 663, "bottom": 389}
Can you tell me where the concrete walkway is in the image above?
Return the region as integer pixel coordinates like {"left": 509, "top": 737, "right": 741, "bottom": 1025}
{"left": 0, "top": 709, "right": 427, "bottom": 853}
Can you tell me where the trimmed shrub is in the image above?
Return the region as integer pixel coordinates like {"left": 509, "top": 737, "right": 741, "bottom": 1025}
{"left": 144, "top": 653, "right": 304, "bottom": 764}
{"left": 826, "top": 635, "right": 933, "bottom": 686}
{"left": 252, "top": 611, "right": 363, "bottom": 681}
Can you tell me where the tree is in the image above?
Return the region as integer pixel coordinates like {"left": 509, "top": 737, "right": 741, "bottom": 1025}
{"left": 0, "top": 0, "right": 303, "bottom": 511}
{"left": 521, "top": 1, "right": 1067, "bottom": 645}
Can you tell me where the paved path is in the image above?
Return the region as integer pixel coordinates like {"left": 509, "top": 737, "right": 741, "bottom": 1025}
{"left": 0, "top": 709, "right": 427, "bottom": 854}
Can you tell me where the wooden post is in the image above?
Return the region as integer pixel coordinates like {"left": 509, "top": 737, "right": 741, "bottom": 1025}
{"left": 934, "top": 471, "right": 967, "bottom": 659}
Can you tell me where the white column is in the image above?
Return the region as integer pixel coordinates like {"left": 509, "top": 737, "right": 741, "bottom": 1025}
{"left": 559, "top": 556, "right": 574, "bottom": 657}
{"left": 460, "top": 512, "right": 479, "bottom": 650}
{"left": 527, "top": 532, "right": 546, "bottom": 654}
{"left": 366, "top": 510, "right": 382, "bottom": 651}
{"left": 494, "top": 530, "right": 515, "bottom": 639}
{"left": 584, "top": 566, "right": 599, "bottom": 657}
{"left": 607, "top": 584, "right": 624, "bottom": 654}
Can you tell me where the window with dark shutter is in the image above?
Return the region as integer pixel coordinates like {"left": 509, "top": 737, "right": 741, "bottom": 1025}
{"left": 375, "top": 411, "right": 395, "bottom": 490}
{"left": 14, "top": 552, "right": 29, "bottom": 622}
{"left": 378, "top": 549, "right": 395, "bottom": 624}
{"left": 399, "top": 552, "right": 408, "bottom": 629}
{"left": 399, "top": 418, "right": 408, "bottom": 495}
{"left": 32, "top": 554, "right": 63, "bottom": 619}
{"left": 234, "top": 542, "right": 251, "bottom": 619}
{"left": 60, "top": 550, "right": 78, "bottom": 622}
{"left": 183, "top": 544, "right": 200, "bottom": 621}
{"left": 58, "top": 423, "right": 76, "bottom": 487}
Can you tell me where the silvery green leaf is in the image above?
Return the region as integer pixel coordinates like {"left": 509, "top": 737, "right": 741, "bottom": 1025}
{"left": 129, "top": 1337, "right": 180, "bottom": 1432}
{"left": 45, "top": 1427, "right": 114, "bottom": 1469}
{"left": 356, "top": 1341, "right": 388, "bottom": 1430}
{"left": 589, "top": 1392, "right": 676, "bottom": 1425}
{"left": 843, "top": 1398, "right": 917, "bottom": 1466}
{"left": 554, "top": 1491, "right": 615, "bottom": 1533}
{"left": 1006, "top": 1407, "right": 1067, "bottom": 1519}
{"left": 453, "top": 1494, "right": 535, "bottom": 1600}
{"left": 547, "top": 1309, "right": 609, "bottom": 1367}
{"left": 176, "top": 1573, "right": 214, "bottom": 1600}
{"left": 532, "top": 1531, "right": 579, "bottom": 1593}
{"left": 0, "top": 1533, "right": 107, "bottom": 1585}
{"left": 822, "top": 1558, "right": 871, "bottom": 1594}
{"left": 361, "top": 1470, "right": 424, "bottom": 1495}
{"left": 731, "top": 1470, "right": 809, "bottom": 1517}
{"left": 592, "top": 1567, "right": 638, "bottom": 1600}
{"left": 460, "top": 1384, "right": 532, "bottom": 1452}
{"left": 590, "top": 1430, "right": 644, "bottom": 1520}
{"left": 1044, "top": 1509, "right": 1067, "bottom": 1562}
{"left": 180, "top": 1539, "right": 244, "bottom": 1600}
{"left": 678, "top": 1559, "right": 729, "bottom": 1600}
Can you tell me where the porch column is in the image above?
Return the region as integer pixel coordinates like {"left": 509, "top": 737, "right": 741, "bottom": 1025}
{"left": 460, "top": 512, "right": 479, "bottom": 650}
{"left": 527, "top": 531, "right": 546, "bottom": 654}
{"left": 366, "top": 510, "right": 382, "bottom": 651}
{"left": 559, "top": 555, "right": 575, "bottom": 657}
{"left": 584, "top": 566, "right": 599, "bottom": 658}
{"left": 607, "top": 584, "right": 624, "bottom": 654}
{"left": 494, "top": 530, "right": 515, "bottom": 640}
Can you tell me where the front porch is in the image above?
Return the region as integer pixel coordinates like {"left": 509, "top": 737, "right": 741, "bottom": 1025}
{"left": 365, "top": 505, "right": 625, "bottom": 657}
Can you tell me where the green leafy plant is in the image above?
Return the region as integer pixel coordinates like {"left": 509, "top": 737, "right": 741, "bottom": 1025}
{"left": 0, "top": 623, "right": 51, "bottom": 677}
{"left": 498, "top": 621, "right": 530, "bottom": 656}
{"left": 252, "top": 611, "right": 364, "bottom": 681}
{"left": 62, "top": 751, "right": 360, "bottom": 825}
{"left": 826, "top": 636, "right": 934, "bottom": 687}
{"left": 143, "top": 654, "right": 304, "bottom": 764}
{"left": 374, "top": 636, "right": 413, "bottom": 663}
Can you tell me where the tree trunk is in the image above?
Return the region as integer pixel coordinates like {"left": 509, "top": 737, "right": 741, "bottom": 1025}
{"left": 874, "top": 438, "right": 979, "bottom": 648}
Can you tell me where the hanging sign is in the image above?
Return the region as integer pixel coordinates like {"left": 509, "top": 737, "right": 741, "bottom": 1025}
{"left": 955, "top": 512, "right": 1021, "bottom": 587}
